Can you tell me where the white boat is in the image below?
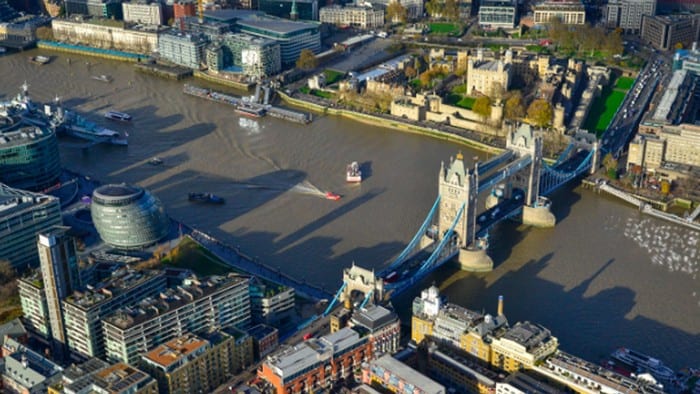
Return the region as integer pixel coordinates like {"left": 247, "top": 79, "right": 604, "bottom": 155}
{"left": 104, "top": 110, "right": 132, "bottom": 122}
{"left": 611, "top": 348, "right": 675, "bottom": 382}
{"left": 91, "top": 74, "right": 112, "bottom": 83}
{"left": 0, "top": 47, "right": 6, "bottom": 55}
{"left": 30, "top": 55, "right": 50, "bottom": 65}
{"left": 346, "top": 161, "right": 362, "bottom": 183}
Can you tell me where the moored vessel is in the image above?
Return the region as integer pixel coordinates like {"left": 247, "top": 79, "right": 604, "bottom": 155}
{"left": 611, "top": 347, "right": 675, "bottom": 383}
{"left": 104, "top": 110, "right": 132, "bottom": 122}
{"left": 148, "top": 157, "right": 163, "bottom": 166}
{"left": 92, "top": 74, "right": 112, "bottom": 83}
{"left": 188, "top": 192, "right": 225, "bottom": 204}
{"left": 346, "top": 161, "right": 362, "bottom": 183}
{"left": 29, "top": 55, "right": 50, "bottom": 65}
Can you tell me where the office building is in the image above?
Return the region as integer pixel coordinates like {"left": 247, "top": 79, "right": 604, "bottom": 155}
{"left": 350, "top": 305, "right": 401, "bottom": 355}
{"left": 1, "top": 336, "right": 63, "bottom": 393}
{"left": 249, "top": 278, "right": 295, "bottom": 326}
{"left": 258, "top": 0, "right": 318, "bottom": 21}
{"left": 157, "top": 30, "right": 209, "bottom": 69}
{"left": 37, "top": 226, "right": 81, "bottom": 358}
{"left": 478, "top": 0, "right": 518, "bottom": 29}
{"left": 673, "top": 44, "right": 700, "bottom": 74}
{"left": 65, "top": 0, "right": 123, "bottom": 19}
{"left": 123, "top": 0, "right": 164, "bottom": 25}
{"left": 0, "top": 123, "right": 61, "bottom": 193}
{"left": 490, "top": 321, "right": 559, "bottom": 372}
{"left": 18, "top": 270, "right": 51, "bottom": 338}
{"left": 211, "top": 33, "right": 281, "bottom": 77}
{"left": 533, "top": 0, "right": 585, "bottom": 25}
{"left": 605, "top": 0, "right": 657, "bottom": 33}
{"left": 236, "top": 15, "right": 321, "bottom": 66}
{"left": 0, "top": 124, "right": 61, "bottom": 192}
{"left": 258, "top": 327, "right": 374, "bottom": 394}
{"left": 641, "top": 14, "right": 700, "bottom": 50}
{"left": 319, "top": 5, "right": 385, "bottom": 30}
{"left": 627, "top": 123, "right": 700, "bottom": 176}
{"left": 362, "top": 354, "right": 445, "bottom": 394}
{"left": 248, "top": 324, "right": 279, "bottom": 359}
{"left": 173, "top": 0, "right": 196, "bottom": 27}
{"left": 140, "top": 329, "right": 254, "bottom": 394}
{"left": 52, "top": 362, "right": 158, "bottom": 394}
{"left": 62, "top": 268, "right": 168, "bottom": 358}
{"left": 51, "top": 18, "right": 160, "bottom": 54}
{"left": 648, "top": 69, "right": 696, "bottom": 125}
{"left": 0, "top": 184, "right": 62, "bottom": 270}
{"left": 103, "top": 274, "right": 251, "bottom": 365}
{"left": 90, "top": 183, "right": 170, "bottom": 249}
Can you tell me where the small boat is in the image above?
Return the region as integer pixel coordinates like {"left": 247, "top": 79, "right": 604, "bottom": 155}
{"left": 188, "top": 192, "right": 225, "bottom": 204}
{"left": 0, "top": 47, "right": 6, "bottom": 55}
{"left": 92, "top": 75, "right": 112, "bottom": 83}
{"left": 29, "top": 55, "right": 50, "bottom": 65}
{"left": 104, "top": 110, "right": 132, "bottom": 122}
{"left": 346, "top": 161, "right": 362, "bottom": 183}
{"left": 325, "top": 191, "right": 341, "bottom": 201}
{"left": 148, "top": 157, "right": 163, "bottom": 166}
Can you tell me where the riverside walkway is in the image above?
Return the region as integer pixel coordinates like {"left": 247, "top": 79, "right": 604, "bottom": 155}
{"left": 188, "top": 229, "right": 333, "bottom": 301}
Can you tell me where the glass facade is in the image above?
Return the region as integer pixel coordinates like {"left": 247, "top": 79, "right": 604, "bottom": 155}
{"left": 91, "top": 184, "right": 169, "bottom": 249}
{"left": 0, "top": 126, "right": 62, "bottom": 192}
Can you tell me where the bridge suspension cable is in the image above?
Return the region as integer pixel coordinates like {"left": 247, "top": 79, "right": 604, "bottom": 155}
{"left": 322, "top": 281, "right": 347, "bottom": 316}
{"left": 359, "top": 290, "right": 373, "bottom": 310}
{"left": 416, "top": 202, "right": 465, "bottom": 277}
{"left": 380, "top": 195, "right": 441, "bottom": 276}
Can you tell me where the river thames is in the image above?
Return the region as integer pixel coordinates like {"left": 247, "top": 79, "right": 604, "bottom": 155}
{"left": 2, "top": 50, "right": 698, "bottom": 368}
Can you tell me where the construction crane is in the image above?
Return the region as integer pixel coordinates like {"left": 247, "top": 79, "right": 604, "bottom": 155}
{"left": 198, "top": 0, "right": 204, "bottom": 24}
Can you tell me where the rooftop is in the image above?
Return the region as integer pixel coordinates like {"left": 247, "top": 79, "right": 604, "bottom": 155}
{"left": 351, "top": 305, "right": 398, "bottom": 331}
{"left": 369, "top": 355, "right": 445, "bottom": 393}
{"left": 502, "top": 321, "right": 554, "bottom": 351}
{"left": 652, "top": 69, "right": 688, "bottom": 122}
{"left": 104, "top": 274, "right": 248, "bottom": 329}
{"left": 248, "top": 324, "right": 278, "bottom": 340}
{"left": 92, "top": 183, "right": 144, "bottom": 204}
{"left": 64, "top": 268, "right": 164, "bottom": 310}
{"left": 0, "top": 183, "right": 57, "bottom": 222}
{"left": 0, "top": 125, "right": 54, "bottom": 148}
{"left": 236, "top": 15, "right": 319, "bottom": 35}
{"left": 91, "top": 363, "right": 153, "bottom": 393}
{"left": 2, "top": 337, "right": 62, "bottom": 389}
{"left": 142, "top": 333, "right": 210, "bottom": 369}
{"left": 0, "top": 319, "right": 27, "bottom": 347}
{"left": 500, "top": 372, "right": 560, "bottom": 393}
{"left": 267, "top": 327, "right": 365, "bottom": 379}
{"left": 60, "top": 358, "right": 110, "bottom": 385}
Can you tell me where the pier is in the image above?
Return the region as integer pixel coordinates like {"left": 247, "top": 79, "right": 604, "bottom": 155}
{"left": 183, "top": 84, "right": 312, "bottom": 124}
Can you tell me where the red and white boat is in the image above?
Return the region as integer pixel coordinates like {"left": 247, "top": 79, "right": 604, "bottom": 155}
{"left": 325, "top": 191, "right": 341, "bottom": 201}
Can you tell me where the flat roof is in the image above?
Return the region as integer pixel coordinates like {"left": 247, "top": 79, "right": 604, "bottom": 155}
{"left": 370, "top": 355, "right": 445, "bottom": 393}
{"left": 236, "top": 16, "right": 318, "bottom": 35}
{"left": 142, "top": 334, "right": 210, "bottom": 369}
{"left": 653, "top": 69, "right": 687, "bottom": 122}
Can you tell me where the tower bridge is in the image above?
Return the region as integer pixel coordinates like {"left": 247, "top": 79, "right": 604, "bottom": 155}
{"left": 322, "top": 124, "right": 599, "bottom": 316}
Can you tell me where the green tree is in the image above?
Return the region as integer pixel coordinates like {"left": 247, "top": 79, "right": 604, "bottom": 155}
{"left": 527, "top": 99, "right": 553, "bottom": 128}
{"left": 386, "top": 1, "right": 407, "bottom": 24}
{"left": 404, "top": 65, "right": 417, "bottom": 78}
{"left": 296, "top": 49, "right": 318, "bottom": 71}
{"left": 472, "top": 96, "right": 492, "bottom": 120}
{"left": 603, "top": 152, "right": 618, "bottom": 172}
{"left": 504, "top": 91, "right": 525, "bottom": 121}
{"left": 602, "top": 29, "right": 624, "bottom": 56}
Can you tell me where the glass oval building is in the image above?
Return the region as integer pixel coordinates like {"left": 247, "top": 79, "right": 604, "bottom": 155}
{"left": 91, "top": 184, "right": 169, "bottom": 249}
{"left": 0, "top": 125, "right": 61, "bottom": 191}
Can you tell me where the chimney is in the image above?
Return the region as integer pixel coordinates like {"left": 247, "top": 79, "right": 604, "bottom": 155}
{"left": 497, "top": 295, "right": 504, "bottom": 316}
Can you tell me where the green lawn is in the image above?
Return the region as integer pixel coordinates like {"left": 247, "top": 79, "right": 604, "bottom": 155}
{"left": 163, "top": 237, "right": 234, "bottom": 276}
{"left": 456, "top": 96, "right": 475, "bottom": 110}
{"left": 312, "top": 89, "right": 334, "bottom": 99}
{"left": 323, "top": 69, "right": 345, "bottom": 85}
{"left": 452, "top": 84, "right": 467, "bottom": 94}
{"left": 429, "top": 22, "right": 460, "bottom": 35}
{"left": 615, "top": 76, "right": 635, "bottom": 90}
{"left": 583, "top": 88, "right": 626, "bottom": 135}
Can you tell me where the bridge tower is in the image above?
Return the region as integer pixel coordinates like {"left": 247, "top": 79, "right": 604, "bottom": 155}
{"left": 340, "top": 263, "right": 384, "bottom": 308}
{"left": 507, "top": 123, "right": 555, "bottom": 227}
{"left": 435, "top": 153, "right": 493, "bottom": 272}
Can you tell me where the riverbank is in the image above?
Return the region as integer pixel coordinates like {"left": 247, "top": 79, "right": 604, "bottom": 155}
{"left": 37, "top": 40, "right": 146, "bottom": 62}
{"left": 194, "top": 70, "right": 255, "bottom": 90}
{"left": 277, "top": 90, "right": 505, "bottom": 155}
{"left": 583, "top": 178, "right": 700, "bottom": 231}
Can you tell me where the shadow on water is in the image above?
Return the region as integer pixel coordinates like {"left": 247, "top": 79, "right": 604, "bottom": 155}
{"left": 360, "top": 161, "right": 373, "bottom": 180}
{"left": 394, "top": 251, "right": 700, "bottom": 370}
{"left": 548, "top": 182, "right": 583, "bottom": 223}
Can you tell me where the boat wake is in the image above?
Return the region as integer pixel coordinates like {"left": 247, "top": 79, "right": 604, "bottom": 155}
{"left": 231, "top": 180, "right": 327, "bottom": 198}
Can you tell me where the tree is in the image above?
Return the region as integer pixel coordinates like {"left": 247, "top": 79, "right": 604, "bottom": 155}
{"left": 472, "top": 96, "right": 492, "bottom": 120}
{"left": 603, "top": 152, "right": 618, "bottom": 172}
{"left": 386, "top": 1, "right": 407, "bottom": 24}
{"left": 443, "top": 0, "right": 459, "bottom": 22}
{"left": 602, "top": 29, "right": 623, "bottom": 56}
{"left": 504, "top": 91, "right": 525, "bottom": 120}
{"left": 527, "top": 99, "right": 553, "bottom": 128}
{"left": 296, "top": 49, "right": 318, "bottom": 71}
{"left": 0, "top": 260, "right": 16, "bottom": 284}
{"left": 425, "top": 0, "right": 444, "bottom": 19}
{"left": 404, "top": 65, "right": 417, "bottom": 78}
